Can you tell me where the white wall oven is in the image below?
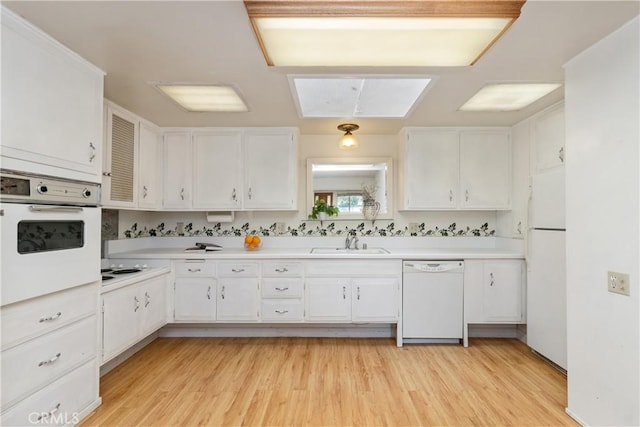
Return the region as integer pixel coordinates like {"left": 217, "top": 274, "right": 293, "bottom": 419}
{"left": 1, "top": 170, "right": 101, "bottom": 305}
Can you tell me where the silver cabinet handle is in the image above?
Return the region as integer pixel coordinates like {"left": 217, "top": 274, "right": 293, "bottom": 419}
{"left": 275, "top": 268, "right": 289, "bottom": 273}
{"left": 30, "top": 205, "right": 83, "bottom": 213}
{"left": 248, "top": 187, "right": 252, "bottom": 200}
{"left": 275, "top": 309, "right": 289, "bottom": 314}
{"left": 134, "top": 296, "right": 140, "bottom": 312}
{"left": 145, "top": 291, "right": 151, "bottom": 307}
{"left": 275, "top": 287, "right": 289, "bottom": 291}
{"left": 180, "top": 188, "right": 185, "bottom": 200}
{"left": 103, "top": 171, "right": 112, "bottom": 177}
{"left": 39, "top": 312, "right": 62, "bottom": 323}
{"left": 342, "top": 286, "right": 346, "bottom": 300}
{"left": 143, "top": 185, "right": 148, "bottom": 199}
{"left": 232, "top": 188, "right": 237, "bottom": 202}
{"left": 188, "top": 268, "right": 201, "bottom": 273}
{"left": 207, "top": 286, "right": 211, "bottom": 300}
{"left": 465, "top": 190, "right": 469, "bottom": 202}
{"left": 38, "top": 352, "right": 62, "bottom": 367}
{"left": 449, "top": 190, "right": 453, "bottom": 202}
{"left": 489, "top": 273, "right": 494, "bottom": 287}
{"left": 357, "top": 286, "right": 361, "bottom": 300}
{"left": 559, "top": 147, "right": 565, "bottom": 163}
{"left": 89, "top": 142, "right": 96, "bottom": 163}
{"left": 517, "top": 221, "right": 522, "bottom": 235}
{"left": 231, "top": 268, "right": 245, "bottom": 273}
{"left": 221, "top": 285, "right": 225, "bottom": 300}
{"left": 36, "top": 403, "right": 61, "bottom": 422}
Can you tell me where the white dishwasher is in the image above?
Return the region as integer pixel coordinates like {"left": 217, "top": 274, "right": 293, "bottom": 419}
{"left": 402, "top": 260, "right": 464, "bottom": 343}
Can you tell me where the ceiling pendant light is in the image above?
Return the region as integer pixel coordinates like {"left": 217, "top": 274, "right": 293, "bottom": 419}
{"left": 338, "top": 124, "right": 359, "bottom": 150}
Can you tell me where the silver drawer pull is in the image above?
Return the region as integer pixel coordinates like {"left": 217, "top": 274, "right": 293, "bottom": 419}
{"left": 275, "top": 287, "right": 289, "bottom": 291}
{"left": 221, "top": 285, "right": 225, "bottom": 299}
{"left": 37, "top": 403, "right": 61, "bottom": 421}
{"left": 275, "top": 268, "right": 289, "bottom": 273}
{"left": 39, "top": 312, "right": 62, "bottom": 323}
{"left": 134, "top": 296, "right": 140, "bottom": 312}
{"left": 231, "top": 268, "right": 245, "bottom": 273}
{"left": 275, "top": 309, "right": 289, "bottom": 314}
{"left": 145, "top": 291, "right": 151, "bottom": 307}
{"left": 188, "top": 268, "right": 201, "bottom": 273}
{"left": 38, "top": 352, "right": 62, "bottom": 367}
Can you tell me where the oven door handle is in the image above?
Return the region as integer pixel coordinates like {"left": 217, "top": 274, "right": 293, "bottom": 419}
{"left": 29, "top": 205, "right": 84, "bottom": 213}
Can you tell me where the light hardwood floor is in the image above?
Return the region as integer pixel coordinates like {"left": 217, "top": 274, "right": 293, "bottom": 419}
{"left": 81, "top": 337, "right": 576, "bottom": 426}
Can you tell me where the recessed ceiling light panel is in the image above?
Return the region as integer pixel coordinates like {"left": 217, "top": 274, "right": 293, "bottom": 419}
{"left": 154, "top": 84, "right": 248, "bottom": 112}
{"left": 459, "top": 83, "right": 563, "bottom": 111}
{"left": 245, "top": 1, "right": 526, "bottom": 67}
{"left": 290, "top": 75, "right": 433, "bottom": 118}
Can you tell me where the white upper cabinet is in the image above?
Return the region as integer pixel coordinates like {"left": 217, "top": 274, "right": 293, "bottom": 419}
{"left": 400, "top": 129, "right": 459, "bottom": 209}
{"left": 192, "top": 131, "right": 243, "bottom": 209}
{"left": 243, "top": 130, "right": 297, "bottom": 210}
{"left": 102, "top": 104, "right": 138, "bottom": 208}
{"left": 138, "top": 122, "right": 163, "bottom": 210}
{"left": 163, "top": 131, "right": 192, "bottom": 209}
{"left": 533, "top": 102, "right": 565, "bottom": 173}
{"left": 1, "top": 7, "right": 104, "bottom": 182}
{"left": 459, "top": 129, "right": 511, "bottom": 210}
{"left": 400, "top": 128, "right": 511, "bottom": 210}
{"left": 163, "top": 128, "right": 297, "bottom": 211}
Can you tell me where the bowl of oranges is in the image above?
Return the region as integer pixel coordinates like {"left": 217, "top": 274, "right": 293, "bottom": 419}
{"left": 244, "top": 234, "right": 262, "bottom": 251}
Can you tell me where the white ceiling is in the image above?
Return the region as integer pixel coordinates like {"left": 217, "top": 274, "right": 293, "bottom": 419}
{"left": 4, "top": 0, "right": 638, "bottom": 135}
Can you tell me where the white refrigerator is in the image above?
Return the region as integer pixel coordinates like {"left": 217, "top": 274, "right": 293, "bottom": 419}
{"left": 527, "top": 169, "right": 567, "bottom": 370}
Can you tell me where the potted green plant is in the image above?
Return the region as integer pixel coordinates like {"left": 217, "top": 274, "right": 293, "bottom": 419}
{"left": 309, "top": 199, "right": 339, "bottom": 220}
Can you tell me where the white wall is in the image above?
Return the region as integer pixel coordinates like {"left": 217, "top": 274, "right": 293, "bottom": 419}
{"left": 564, "top": 16, "right": 639, "bottom": 426}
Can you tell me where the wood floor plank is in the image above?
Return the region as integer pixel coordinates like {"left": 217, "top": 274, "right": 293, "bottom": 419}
{"left": 81, "top": 337, "right": 576, "bottom": 426}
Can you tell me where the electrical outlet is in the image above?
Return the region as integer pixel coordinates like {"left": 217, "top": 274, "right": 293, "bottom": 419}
{"left": 608, "top": 271, "right": 630, "bottom": 296}
{"left": 275, "top": 222, "right": 286, "bottom": 234}
{"left": 177, "top": 222, "right": 184, "bottom": 235}
{"left": 409, "top": 223, "right": 419, "bottom": 234}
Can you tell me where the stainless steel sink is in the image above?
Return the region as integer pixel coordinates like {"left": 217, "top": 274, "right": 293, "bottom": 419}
{"left": 310, "top": 247, "right": 390, "bottom": 254}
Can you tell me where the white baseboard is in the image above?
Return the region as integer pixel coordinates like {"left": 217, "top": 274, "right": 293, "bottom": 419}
{"left": 468, "top": 324, "right": 520, "bottom": 339}
{"left": 159, "top": 323, "right": 396, "bottom": 339}
{"left": 565, "top": 407, "right": 587, "bottom": 426}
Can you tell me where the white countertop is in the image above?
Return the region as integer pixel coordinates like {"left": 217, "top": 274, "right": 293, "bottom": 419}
{"left": 101, "top": 266, "right": 171, "bottom": 293}
{"left": 107, "top": 247, "right": 523, "bottom": 260}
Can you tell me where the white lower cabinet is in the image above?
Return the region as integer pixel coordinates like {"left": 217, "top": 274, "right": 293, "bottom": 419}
{"left": 1, "top": 359, "right": 98, "bottom": 427}
{"left": 463, "top": 259, "right": 525, "bottom": 346}
{"left": 305, "top": 279, "right": 352, "bottom": 321}
{"left": 101, "top": 273, "right": 169, "bottom": 364}
{"left": 0, "top": 284, "right": 99, "bottom": 426}
{"left": 352, "top": 278, "right": 399, "bottom": 322}
{"left": 174, "top": 278, "right": 217, "bottom": 321}
{"left": 217, "top": 277, "right": 260, "bottom": 321}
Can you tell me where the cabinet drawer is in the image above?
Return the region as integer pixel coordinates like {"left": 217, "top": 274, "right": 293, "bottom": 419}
{"left": 1, "top": 358, "right": 98, "bottom": 427}
{"left": 174, "top": 261, "right": 215, "bottom": 277}
{"left": 305, "top": 260, "right": 401, "bottom": 277}
{"left": 218, "top": 262, "right": 259, "bottom": 277}
{"left": 1, "top": 315, "right": 97, "bottom": 409}
{"left": 1, "top": 284, "right": 97, "bottom": 351}
{"left": 262, "top": 278, "right": 303, "bottom": 298}
{"left": 261, "top": 300, "right": 304, "bottom": 321}
{"left": 262, "top": 262, "right": 303, "bottom": 277}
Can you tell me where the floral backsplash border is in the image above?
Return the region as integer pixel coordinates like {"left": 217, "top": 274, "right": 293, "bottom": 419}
{"left": 122, "top": 221, "right": 494, "bottom": 238}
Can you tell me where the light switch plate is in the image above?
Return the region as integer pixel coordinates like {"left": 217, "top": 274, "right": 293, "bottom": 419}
{"left": 608, "top": 271, "right": 630, "bottom": 296}
{"left": 409, "top": 223, "right": 419, "bottom": 234}
{"left": 275, "top": 222, "right": 286, "bottom": 234}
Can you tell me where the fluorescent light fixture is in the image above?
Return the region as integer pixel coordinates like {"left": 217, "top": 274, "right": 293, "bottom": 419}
{"left": 459, "top": 83, "right": 563, "bottom": 111}
{"left": 291, "top": 76, "right": 432, "bottom": 118}
{"left": 244, "top": 1, "right": 525, "bottom": 67}
{"left": 154, "top": 84, "right": 248, "bottom": 112}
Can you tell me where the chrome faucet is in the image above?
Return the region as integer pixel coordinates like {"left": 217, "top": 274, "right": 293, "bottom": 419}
{"left": 345, "top": 234, "right": 359, "bottom": 250}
